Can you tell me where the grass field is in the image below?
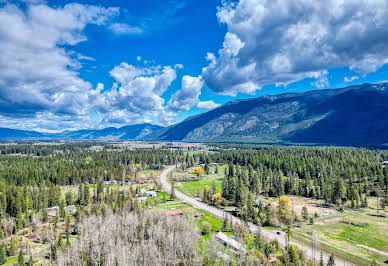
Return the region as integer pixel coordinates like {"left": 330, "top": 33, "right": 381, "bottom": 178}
{"left": 289, "top": 198, "right": 388, "bottom": 265}
{"left": 174, "top": 165, "right": 227, "bottom": 196}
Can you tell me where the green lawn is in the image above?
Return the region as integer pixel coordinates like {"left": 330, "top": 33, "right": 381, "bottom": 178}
{"left": 176, "top": 165, "right": 227, "bottom": 196}
{"left": 5, "top": 256, "right": 18, "bottom": 265}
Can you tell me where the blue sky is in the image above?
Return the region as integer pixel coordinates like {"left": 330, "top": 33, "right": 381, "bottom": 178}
{"left": 0, "top": 0, "right": 388, "bottom": 132}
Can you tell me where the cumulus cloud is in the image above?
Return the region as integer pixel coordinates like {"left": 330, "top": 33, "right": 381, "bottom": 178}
{"left": 0, "top": 2, "right": 208, "bottom": 131}
{"left": 197, "top": 100, "right": 220, "bottom": 110}
{"left": 0, "top": 3, "right": 119, "bottom": 118}
{"left": 90, "top": 62, "right": 183, "bottom": 126}
{"left": 203, "top": 0, "right": 388, "bottom": 95}
{"left": 167, "top": 75, "right": 203, "bottom": 112}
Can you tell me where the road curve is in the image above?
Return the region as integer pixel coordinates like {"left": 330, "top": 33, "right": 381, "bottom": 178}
{"left": 159, "top": 166, "right": 350, "bottom": 266}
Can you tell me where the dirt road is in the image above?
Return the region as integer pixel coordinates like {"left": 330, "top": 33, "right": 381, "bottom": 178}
{"left": 159, "top": 165, "right": 350, "bottom": 266}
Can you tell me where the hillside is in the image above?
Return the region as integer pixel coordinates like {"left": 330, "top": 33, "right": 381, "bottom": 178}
{"left": 158, "top": 83, "right": 388, "bottom": 146}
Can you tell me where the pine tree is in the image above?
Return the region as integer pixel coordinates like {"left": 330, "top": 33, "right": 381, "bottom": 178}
{"left": 327, "top": 254, "right": 335, "bottom": 266}
{"left": 18, "top": 249, "right": 25, "bottom": 266}
{"left": 0, "top": 244, "right": 6, "bottom": 265}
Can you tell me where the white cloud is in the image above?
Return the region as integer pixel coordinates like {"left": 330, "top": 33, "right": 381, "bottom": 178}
{"left": 344, "top": 76, "right": 359, "bottom": 83}
{"left": 167, "top": 75, "right": 203, "bottom": 112}
{"left": 197, "top": 100, "right": 220, "bottom": 110}
{"left": 109, "top": 23, "right": 143, "bottom": 35}
{"left": 0, "top": 3, "right": 119, "bottom": 118}
{"left": 0, "top": 2, "right": 208, "bottom": 131}
{"left": 203, "top": 0, "right": 388, "bottom": 96}
{"left": 90, "top": 62, "right": 180, "bottom": 126}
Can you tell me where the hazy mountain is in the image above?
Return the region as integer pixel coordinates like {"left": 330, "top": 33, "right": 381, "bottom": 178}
{"left": 57, "top": 124, "right": 164, "bottom": 140}
{"left": 0, "top": 128, "right": 52, "bottom": 140}
{"left": 157, "top": 83, "right": 388, "bottom": 146}
{"left": 0, "top": 124, "right": 163, "bottom": 141}
{"left": 1, "top": 83, "right": 387, "bottom": 146}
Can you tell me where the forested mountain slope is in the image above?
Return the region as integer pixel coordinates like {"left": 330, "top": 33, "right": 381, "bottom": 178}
{"left": 158, "top": 83, "right": 388, "bottom": 146}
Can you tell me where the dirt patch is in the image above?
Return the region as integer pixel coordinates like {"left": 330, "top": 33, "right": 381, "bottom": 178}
{"left": 264, "top": 196, "right": 338, "bottom": 218}
{"left": 315, "top": 217, "right": 342, "bottom": 225}
{"left": 357, "top": 244, "right": 388, "bottom": 256}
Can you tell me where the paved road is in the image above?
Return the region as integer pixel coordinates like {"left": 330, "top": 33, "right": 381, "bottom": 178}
{"left": 159, "top": 166, "right": 350, "bottom": 266}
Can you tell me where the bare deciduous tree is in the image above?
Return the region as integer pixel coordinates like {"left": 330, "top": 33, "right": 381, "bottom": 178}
{"left": 57, "top": 209, "right": 201, "bottom": 266}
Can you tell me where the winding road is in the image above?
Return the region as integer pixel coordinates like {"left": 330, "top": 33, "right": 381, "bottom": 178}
{"left": 159, "top": 165, "right": 350, "bottom": 266}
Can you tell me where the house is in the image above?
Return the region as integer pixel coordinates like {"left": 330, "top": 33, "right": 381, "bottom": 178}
{"left": 47, "top": 205, "right": 76, "bottom": 217}
{"left": 147, "top": 191, "right": 157, "bottom": 197}
{"left": 167, "top": 209, "right": 183, "bottom": 216}
{"left": 119, "top": 180, "right": 131, "bottom": 185}
{"left": 65, "top": 205, "right": 76, "bottom": 214}
{"left": 137, "top": 197, "right": 148, "bottom": 202}
{"left": 46, "top": 206, "right": 59, "bottom": 217}
{"left": 103, "top": 180, "right": 118, "bottom": 185}
{"left": 215, "top": 232, "right": 246, "bottom": 254}
{"left": 140, "top": 188, "right": 157, "bottom": 197}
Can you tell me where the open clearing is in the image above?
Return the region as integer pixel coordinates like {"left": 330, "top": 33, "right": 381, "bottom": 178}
{"left": 262, "top": 195, "right": 339, "bottom": 218}
{"left": 290, "top": 198, "right": 388, "bottom": 265}
{"left": 172, "top": 165, "right": 227, "bottom": 196}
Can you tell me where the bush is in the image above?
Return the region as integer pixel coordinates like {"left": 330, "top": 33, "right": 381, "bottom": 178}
{"left": 201, "top": 222, "right": 211, "bottom": 235}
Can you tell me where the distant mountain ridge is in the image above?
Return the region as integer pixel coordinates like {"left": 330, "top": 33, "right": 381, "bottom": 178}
{"left": 157, "top": 82, "right": 388, "bottom": 146}
{"left": 0, "top": 83, "right": 387, "bottom": 146}
{"left": 0, "top": 124, "right": 163, "bottom": 141}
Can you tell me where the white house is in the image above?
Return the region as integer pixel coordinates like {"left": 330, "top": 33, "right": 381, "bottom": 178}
{"left": 140, "top": 188, "right": 157, "bottom": 197}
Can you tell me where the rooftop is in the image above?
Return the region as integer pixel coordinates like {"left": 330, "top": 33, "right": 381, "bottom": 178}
{"left": 215, "top": 232, "right": 246, "bottom": 253}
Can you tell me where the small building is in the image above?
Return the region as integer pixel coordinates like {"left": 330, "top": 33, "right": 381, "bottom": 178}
{"left": 147, "top": 191, "right": 157, "bottom": 197}
{"left": 167, "top": 209, "right": 183, "bottom": 216}
{"left": 215, "top": 232, "right": 246, "bottom": 254}
{"left": 137, "top": 197, "right": 148, "bottom": 203}
{"left": 46, "top": 206, "right": 59, "bottom": 217}
{"left": 140, "top": 188, "right": 157, "bottom": 197}
{"left": 103, "top": 180, "right": 118, "bottom": 185}
{"left": 65, "top": 205, "right": 76, "bottom": 214}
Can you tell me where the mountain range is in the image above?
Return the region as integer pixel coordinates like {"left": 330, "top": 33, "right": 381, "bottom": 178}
{"left": 1, "top": 83, "right": 388, "bottom": 147}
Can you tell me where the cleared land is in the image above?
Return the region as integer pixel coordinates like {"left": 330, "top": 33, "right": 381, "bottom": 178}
{"left": 276, "top": 197, "right": 388, "bottom": 265}
{"left": 172, "top": 165, "right": 226, "bottom": 196}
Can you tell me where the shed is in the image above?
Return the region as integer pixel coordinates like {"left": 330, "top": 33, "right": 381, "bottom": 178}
{"left": 215, "top": 232, "right": 246, "bottom": 254}
{"left": 167, "top": 209, "right": 183, "bottom": 216}
{"left": 46, "top": 206, "right": 59, "bottom": 217}
{"left": 65, "top": 205, "right": 76, "bottom": 214}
